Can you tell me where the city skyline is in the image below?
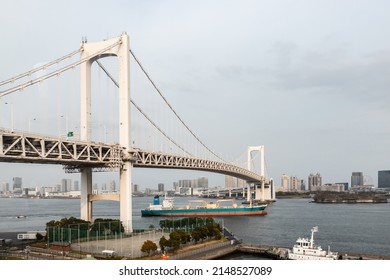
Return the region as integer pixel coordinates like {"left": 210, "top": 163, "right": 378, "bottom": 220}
{"left": 1, "top": 0, "right": 390, "bottom": 189}
{"left": 0, "top": 169, "right": 384, "bottom": 194}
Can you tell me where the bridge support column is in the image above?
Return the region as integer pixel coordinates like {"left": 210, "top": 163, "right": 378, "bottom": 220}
{"left": 261, "top": 179, "right": 265, "bottom": 202}
{"left": 80, "top": 168, "right": 93, "bottom": 222}
{"left": 248, "top": 145, "right": 266, "bottom": 201}
{"left": 246, "top": 184, "right": 251, "bottom": 202}
{"left": 120, "top": 162, "right": 133, "bottom": 234}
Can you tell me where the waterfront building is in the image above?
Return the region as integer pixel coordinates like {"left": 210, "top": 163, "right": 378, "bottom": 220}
{"left": 198, "top": 177, "right": 208, "bottom": 189}
{"left": 281, "top": 174, "right": 289, "bottom": 191}
{"left": 225, "top": 175, "right": 236, "bottom": 189}
{"left": 378, "top": 170, "right": 390, "bottom": 189}
{"left": 1, "top": 182, "right": 9, "bottom": 194}
{"left": 308, "top": 173, "right": 322, "bottom": 191}
{"left": 290, "top": 176, "right": 300, "bottom": 191}
{"left": 237, "top": 178, "right": 245, "bottom": 188}
{"left": 172, "top": 182, "right": 179, "bottom": 192}
{"left": 61, "top": 179, "right": 72, "bottom": 192}
{"left": 300, "top": 180, "right": 306, "bottom": 191}
{"left": 73, "top": 180, "right": 79, "bottom": 191}
{"left": 351, "top": 172, "right": 364, "bottom": 188}
{"left": 191, "top": 179, "right": 198, "bottom": 188}
{"left": 12, "top": 177, "right": 22, "bottom": 193}
{"left": 158, "top": 183, "right": 164, "bottom": 192}
{"left": 336, "top": 182, "right": 348, "bottom": 191}
{"left": 110, "top": 180, "right": 116, "bottom": 192}
{"left": 179, "top": 179, "right": 191, "bottom": 189}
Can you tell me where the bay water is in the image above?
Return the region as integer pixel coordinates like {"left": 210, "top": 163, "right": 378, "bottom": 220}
{"left": 1, "top": 196, "right": 389, "bottom": 257}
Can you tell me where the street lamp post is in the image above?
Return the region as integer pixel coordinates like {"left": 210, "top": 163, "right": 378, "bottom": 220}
{"left": 5, "top": 102, "right": 14, "bottom": 131}
{"left": 61, "top": 115, "right": 69, "bottom": 138}
{"left": 29, "top": 118, "right": 36, "bottom": 132}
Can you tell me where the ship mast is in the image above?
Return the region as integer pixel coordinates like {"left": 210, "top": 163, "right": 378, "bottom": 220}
{"left": 310, "top": 226, "right": 318, "bottom": 249}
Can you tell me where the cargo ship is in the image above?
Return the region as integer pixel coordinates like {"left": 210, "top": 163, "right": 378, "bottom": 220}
{"left": 141, "top": 195, "right": 267, "bottom": 217}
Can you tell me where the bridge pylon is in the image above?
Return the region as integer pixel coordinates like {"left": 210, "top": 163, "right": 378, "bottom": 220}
{"left": 79, "top": 33, "right": 132, "bottom": 233}
{"left": 247, "top": 146, "right": 265, "bottom": 202}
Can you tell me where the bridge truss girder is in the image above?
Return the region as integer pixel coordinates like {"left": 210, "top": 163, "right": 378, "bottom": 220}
{"left": 129, "top": 149, "right": 264, "bottom": 184}
{"left": 0, "top": 129, "right": 266, "bottom": 184}
{"left": 0, "top": 129, "right": 123, "bottom": 170}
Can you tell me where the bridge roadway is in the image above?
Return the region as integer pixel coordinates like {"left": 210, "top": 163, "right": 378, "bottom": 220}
{"left": 0, "top": 128, "right": 263, "bottom": 183}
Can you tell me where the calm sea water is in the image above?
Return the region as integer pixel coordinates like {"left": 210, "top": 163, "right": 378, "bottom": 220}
{"left": 1, "top": 196, "right": 389, "bottom": 257}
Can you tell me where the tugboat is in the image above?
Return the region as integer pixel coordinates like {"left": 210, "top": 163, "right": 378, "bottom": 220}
{"left": 287, "top": 226, "right": 338, "bottom": 260}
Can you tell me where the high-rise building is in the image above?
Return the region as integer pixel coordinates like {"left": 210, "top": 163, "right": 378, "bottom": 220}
{"left": 237, "top": 178, "right": 246, "bottom": 188}
{"left": 308, "top": 173, "right": 322, "bottom": 191}
{"left": 61, "top": 179, "right": 72, "bottom": 192}
{"left": 351, "top": 172, "right": 364, "bottom": 188}
{"left": 191, "top": 179, "right": 198, "bottom": 188}
{"left": 158, "top": 183, "right": 164, "bottom": 192}
{"left": 198, "top": 177, "right": 208, "bottom": 189}
{"left": 179, "top": 180, "right": 191, "bottom": 189}
{"left": 1, "top": 182, "right": 10, "bottom": 193}
{"left": 290, "top": 176, "right": 300, "bottom": 191}
{"left": 73, "top": 180, "right": 79, "bottom": 191}
{"left": 300, "top": 180, "right": 306, "bottom": 191}
{"left": 110, "top": 180, "right": 116, "bottom": 192}
{"left": 225, "top": 175, "right": 236, "bottom": 188}
{"left": 173, "top": 182, "right": 179, "bottom": 192}
{"left": 378, "top": 170, "right": 390, "bottom": 189}
{"left": 281, "top": 174, "right": 289, "bottom": 191}
{"left": 13, "top": 177, "right": 22, "bottom": 193}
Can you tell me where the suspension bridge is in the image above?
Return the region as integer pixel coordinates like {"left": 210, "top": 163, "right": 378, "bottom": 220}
{"left": 0, "top": 33, "right": 274, "bottom": 233}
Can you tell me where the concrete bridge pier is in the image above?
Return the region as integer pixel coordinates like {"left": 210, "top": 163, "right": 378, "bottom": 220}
{"left": 80, "top": 168, "right": 93, "bottom": 222}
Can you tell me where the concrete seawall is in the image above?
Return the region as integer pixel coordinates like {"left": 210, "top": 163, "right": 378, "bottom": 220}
{"left": 176, "top": 243, "right": 390, "bottom": 260}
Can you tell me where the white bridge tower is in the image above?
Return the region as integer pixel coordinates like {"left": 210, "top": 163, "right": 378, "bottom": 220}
{"left": 247, "top": 145, "right": 267, "bottom": 202}
{"left": 79, "top": 33, "right": 133, "bottom": 233}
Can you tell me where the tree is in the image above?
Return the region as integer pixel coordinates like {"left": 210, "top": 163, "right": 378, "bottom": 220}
{"left": 159, "top": 236, "right": 170, "bottom": 252}
{"left": 46, "top": 217, "right": 90, "bottom": 243}
{"left": 169, "top": 230, "right": 190, "bottom": 245}
{"left": 90, "top": 218, "right": 124, "bottom": 235}
{"left": 191, "top": 228, "right": 203, "bottom": 243}
{"left": 141, "top": 240, "right": 158, "bottom": 256}
{"left": 169, "top": 238, "right": 181, "bottom": 251}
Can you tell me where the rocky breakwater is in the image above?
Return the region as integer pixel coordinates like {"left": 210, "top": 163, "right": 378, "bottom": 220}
{"left": 312, "top": 191, "right": 388, "bottom": 203}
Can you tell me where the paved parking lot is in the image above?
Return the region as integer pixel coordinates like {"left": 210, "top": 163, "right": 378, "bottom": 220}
{"left": 71, "top": 230, "right": 167, "bottom": 258}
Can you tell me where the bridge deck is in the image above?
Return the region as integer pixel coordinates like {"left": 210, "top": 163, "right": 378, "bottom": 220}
{"left": 1, "top": 129, "right": 263, "bottom": 183}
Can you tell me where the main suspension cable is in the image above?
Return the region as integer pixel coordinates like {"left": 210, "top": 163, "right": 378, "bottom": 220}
{"left": 0, "top": 49, "right": 81, "bottom": 87}
{"left": 0, "top": 41, "right": 121, "bottom": 98}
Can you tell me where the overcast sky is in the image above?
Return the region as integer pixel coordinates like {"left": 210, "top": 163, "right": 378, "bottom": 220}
{"left": 1, "top": 0, "right": 390, "bottom": 189}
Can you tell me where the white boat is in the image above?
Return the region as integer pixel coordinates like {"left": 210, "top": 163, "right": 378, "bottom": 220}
{"left": 287, "top": 226, "right": 339, "bottom": 260}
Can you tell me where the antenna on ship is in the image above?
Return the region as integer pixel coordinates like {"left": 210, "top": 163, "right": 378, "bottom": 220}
{"left": 310, "top": 226, "right": 318, "bottom": 249}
